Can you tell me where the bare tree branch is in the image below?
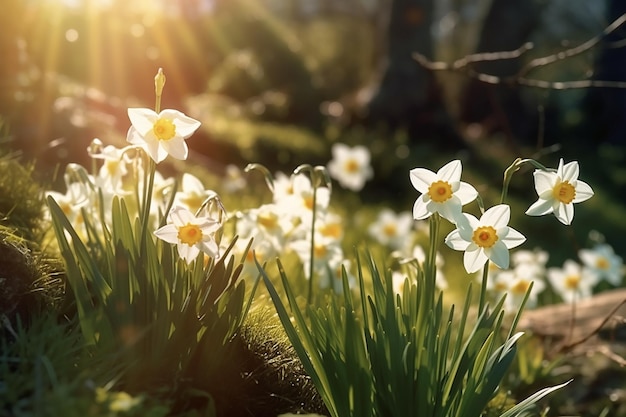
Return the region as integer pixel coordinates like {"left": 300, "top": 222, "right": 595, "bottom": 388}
{"left": 412, "top": 13, "right": 626, "bottom": 90}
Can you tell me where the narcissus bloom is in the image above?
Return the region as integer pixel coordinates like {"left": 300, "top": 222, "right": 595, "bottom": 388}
{"left": 547, "top": 260, "right": 599, "bottom": 303}
{"left": 579, "top": 244, "right": 623, "bottom": 286}
{"left": 154, "top": 206, "right": 221, "bottom": 263}
{"left": 127, "top": 108, "right": 201, "bottom": 163}
{"left": 445, "top": 204, "right": 526, "bottom": 273}
{"left": 525, "top": 159, "right": 594, "bottom": 225}
{"left": 327, "top": 143, "right": 373, "bottom": 191}
{"left": 410, "top": 160, "right": 478, "bottom": 223}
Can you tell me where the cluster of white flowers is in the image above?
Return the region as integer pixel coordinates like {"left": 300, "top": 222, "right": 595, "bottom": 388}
{"left": 407, "top": 158, "right": 604, "bottom": 309}
{"left": 46, "top": 106, "right": 238, "bottom": 265}
{"left": 234, "top": 171, "right": 353, "bottom": 292}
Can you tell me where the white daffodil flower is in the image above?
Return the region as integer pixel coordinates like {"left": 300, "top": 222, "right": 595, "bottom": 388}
{"left": 368, "top": 208, "right": 414, "bottom": 251}
{"left": 445, "top": 204, "right": 526, "bottom": 274}
{"left": 154, "top": 206, "right": 221, "bottom": 264}
{"left": 126, "top": 108, "right": 201, "bottom": 163}
{"left": 173, "top": 173, "right": 218, "bottom": 215}
{"left": 547, "top": 260, "right": 599, "bottom": 303}
{"left": 578, "top": 244, "right": 623, "bottom": 286}
{"left": 525, "top": 158, "right": 594, "bottom": 225}
{"left": 409, "top": 160, "right": 478, "bottom": 223}
{"left": 327, "top": 143, "right": 373, "bottom": 191}
{"left": 491, "top": 268, "right": 546, "bottom": 313}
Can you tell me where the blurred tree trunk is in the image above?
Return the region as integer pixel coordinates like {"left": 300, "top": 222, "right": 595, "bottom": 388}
{"left": 581, "top": 0, "right": 626, "bottom": 145}
{"left": 459, "top": 0, "right": 541, "bottom": 145}
{"left": 365, "top": 0, "right": 462, "bottom": 148}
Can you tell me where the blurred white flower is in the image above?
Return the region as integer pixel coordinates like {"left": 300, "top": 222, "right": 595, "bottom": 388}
{"left": 327, "top": 143, "right": 373, "bottom": 191}
{"left": 578, "top": 244, "right": 623, "bottom": 286}
{"left": 404, "top": 245, "right": 448, "bottom": 290}
{"left": 409, "top": 160, "right": 478, "bottom": 223}
{"left": 127, "top": 108, "right": 201, "bottom": 163}
{"left": 525, "top": 159, "right": 594, "bottom": 225}
{"left": 154, "top": 206, "right": 221, "bottom": 263}
{"left": 547, "top": 260, "right": 599, "bottom": 303}
{"left": 223, "top": 164, "right": 247, "bottom": 193}
{"left": 174, "top": 173, "right": 218, "bottom": 215}
{"left": 445, "top": 204, "right": 526, "bottom": 273}
{"left": 491, "top": 268, "right": 546, "bottom": 312}
{"left": 368, "top": 209, "right": 414, "bottom": 251}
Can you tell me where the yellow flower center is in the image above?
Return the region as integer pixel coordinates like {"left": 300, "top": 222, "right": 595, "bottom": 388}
{"left": 320, "top": 222, "right": 342, "bottom": 239}
{"left": 304, "top": 195, "right": 314, "bottom": 210}
{"left": 257, "top": 212, "right": 279, "bottom": 230}
{"left": 153, "top": 118, "right": 176, "bottom": 141}
{"left": 314, "top": 244, "right": 327, "bottom": 258}
{"left": 472, "top": 226, "right": 498, "bottom": 248}
{"left": 596, "top": 257, "right": 609, "bottom": 270}
{"left": 510, "top": 279, "right": 531, "bottom": 295}
{"left": 552, "top": 181, "right": 576, "bottom": 204}
{"left": 344, "top": 159, "right": 360, "bottom": 173}
{"left": 383, "top": 223, "right": 397, "bottom": 238}
{"left": 564, "top": 274, "right": 581, "bottom": 290}
{"left": 177, "top": 223, "right": 203, "bottom": 246}
{"left": 428, "top": 180, "right": 453, "bottom": 203}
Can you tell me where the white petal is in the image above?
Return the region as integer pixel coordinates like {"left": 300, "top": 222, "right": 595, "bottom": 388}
{"left": 128, "top": 108, "right": 157, "bottom": 135}
{"left": 436, "top": 198, "right": 463, "bottom": 223}
{"left": 178, "top": 243, "right": 200, "bottom": 263}
{"left": 200, "top": 239, "right": 220, "bottom": 258}
{"left": 561, "top": 160, "right": 579, "bottom": 182}
{"left": 332, "top": 143, "right": 350, "bottom": 158}
{"left": 554, "top": 202, "right": 574, "bottom": 225}
{"left": 525, "top": 198, "right": 554, "bottom": 216}
{"left": 445, "top": 229, "right": 469, "bottom": 251}
{"left": 456, "top": 213, "right": 478, "bottom": 241}
{"left": 413, "top": 196, "right": 432, "bottom": 220}
{"left": 488, "top": 241, "right": 510, "bottom": 269}
{"left": 456, "top": 181, "right": 478, "bottom": 205}
{"left": 409, "top": 168, "right": 437, "bottom": 193}
{"left": 573, "top": 180, "right": 594, "bottom": 203}
{"left": 169, "top": 206, "right": 196, "bottom": 226}
{"left": 160, "top": 109, "right": 201, "bottom": 138}
{"left": 533, "top": 170, "right": 556, "bottom": 195}
{"left": 162, "top": 137, "right": 189, "bottom": 160}
{"left": 464, "top": 247, "right": 488, "bottom": 274}
{"left": 437, "top": 160, "right": 462, "bottom": 182}
{"left": 501, "top": 227, "right": 526, "bottom": 249}
{"left": 481, "top": 204, "right": 510, "bottom": 228}
{"left": 182, "top": 173, "right": 205, "bottom": 192}
{"left": 154, "top": 224, "right": 179, "bottom": 244}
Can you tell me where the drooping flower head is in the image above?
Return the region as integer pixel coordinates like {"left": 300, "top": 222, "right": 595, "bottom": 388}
{"left": 525, "top": 158, "right": 594, "bottom": 225}
{"left": 410, "top": 160, "right": 478, "bottom": 223}
{"left": 154, "top": 206, "right": 221, "bottom": 264}
{"left": 127, "top": 108, "right": 201, "bottom": 163}
{"left": 445, "top": 204, "right": 526, "bottom": 274}
{"left": 327, "top": 143, "right": 373, "bottom": 191}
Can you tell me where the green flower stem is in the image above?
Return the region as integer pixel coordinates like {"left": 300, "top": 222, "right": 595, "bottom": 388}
{"left": 139, "top": 158, "right": 156, "bottom": 255}
{"left": 307, "top": 179, "right": 318, "bottom": 306}
{"left": 500, "top": 158, "right": 549, "bottom": 204}
{"left": 479, "top": 262, "right": 489, "bottom": 312}
{"left": 426, "top": 213, "right": 440, "bottom": 304}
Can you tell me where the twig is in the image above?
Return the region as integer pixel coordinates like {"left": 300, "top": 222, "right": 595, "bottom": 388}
{"left": 412, "top": 13, "right": 626, "bottom": 90}
{"left": 557, "top": 298, "right": 626, "bottom": 354}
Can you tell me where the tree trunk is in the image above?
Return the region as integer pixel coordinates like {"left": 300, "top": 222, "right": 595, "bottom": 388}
{"left": 459, "top": 0, "right": 541, "bottom": 145}
{"left": 581, "top": 0, "right": 626, "bottom": 145}
{"left": 365, "top": 0, "right": 461, "bottom": 148}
